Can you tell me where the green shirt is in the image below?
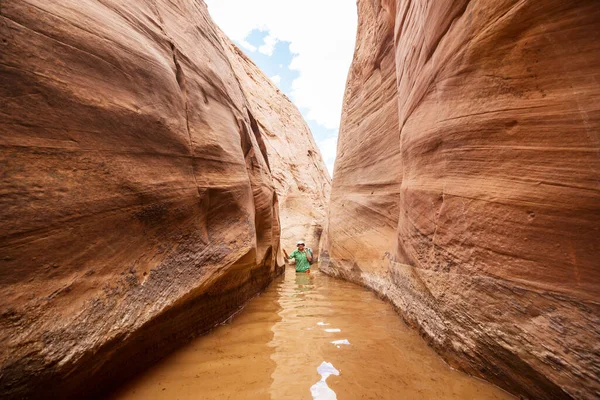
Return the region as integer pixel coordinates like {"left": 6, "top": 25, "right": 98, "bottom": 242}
{"left": 289, "top": 248, "right": 312, "bottom": 272}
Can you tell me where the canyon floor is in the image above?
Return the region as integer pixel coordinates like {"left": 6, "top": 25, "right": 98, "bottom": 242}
{"left": 108, "top": 265, "right": 513, "bottom": 400}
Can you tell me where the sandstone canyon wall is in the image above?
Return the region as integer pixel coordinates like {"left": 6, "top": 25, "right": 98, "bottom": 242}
{"left": 320, "top": 0, "right": 600, "bottom": 399}
{"left": 0, "top": 1, "right": 328, "bottom": 398}
{"left": 221, "top": 40, "right": 331, "bottom": 253}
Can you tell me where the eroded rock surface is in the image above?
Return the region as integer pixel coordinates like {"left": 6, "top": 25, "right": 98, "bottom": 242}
{"left": 0, "top": 1, "right": 327, "bottom": 398}
{"left": 320, "top": 0, "right": 600, "bottom": 399}
{"left": 221, "top": 40, "right": 331, "bottom": 253}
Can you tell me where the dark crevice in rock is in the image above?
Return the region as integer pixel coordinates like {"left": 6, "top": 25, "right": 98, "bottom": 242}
{"left": 247, "top": 110, "right": 271, "bottom": 172}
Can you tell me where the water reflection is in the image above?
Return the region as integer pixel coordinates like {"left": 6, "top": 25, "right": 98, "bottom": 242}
{"left": 109, "top": 265, "right": 514, "bottom": 400}
{"left": 310, "top": 362, "right": 340, "bottom": 400}
{"left": 294, "top": 272, "right": 313, "bottom": 295}
{"left": 331, "top": 339, "right": 350, "bottom": 346}
{"left": 107, "top": 275, "right": 284, "bottom": 400}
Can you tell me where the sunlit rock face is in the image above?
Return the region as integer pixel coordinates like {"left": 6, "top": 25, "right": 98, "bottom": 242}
{"left": 320, "top": 0, "right": 600, "bottom": 398}
{"left": 0, "top": 1, "right": 328, "bottom": 398}
{"left": 221, "top": 40, "right": 331, "bottom": 253}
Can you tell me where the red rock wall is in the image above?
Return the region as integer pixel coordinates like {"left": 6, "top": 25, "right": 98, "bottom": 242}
{"left": 0, "top": 1, "right": 327, "bottom": 398}
{"left": 221, "top": 42, "right": 331, "bottom": 254}
{"left": 319, "top": 0, "right": 402, "bottom": 290}
{"left": 320, "top": 0, "right": 600, "bottom": 398}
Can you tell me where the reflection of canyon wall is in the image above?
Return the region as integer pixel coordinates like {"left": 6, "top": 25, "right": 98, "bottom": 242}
{"left": 222, "top": 41, "right": 331, "bottom": 253}
{"left": 320, "top": 0, "right": 600, "bottom": 399}
{"left": 0, "top": 1, "right": 327, "bottom": 398}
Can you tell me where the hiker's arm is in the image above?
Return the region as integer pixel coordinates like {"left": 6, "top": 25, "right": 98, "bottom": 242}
{"left": 306, "top": 249, "right": 313, "bottom": 262}
{"left": 283, "top": 249, "right": 292, "bottom": 259}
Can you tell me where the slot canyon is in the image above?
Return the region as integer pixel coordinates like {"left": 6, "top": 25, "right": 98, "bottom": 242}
{"left": 0, "top": 0, "right": 598, "bottom": 399}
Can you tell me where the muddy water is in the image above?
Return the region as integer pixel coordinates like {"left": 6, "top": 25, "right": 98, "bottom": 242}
{"left": 110, "top": 266, "right": 513, "bottom": 400}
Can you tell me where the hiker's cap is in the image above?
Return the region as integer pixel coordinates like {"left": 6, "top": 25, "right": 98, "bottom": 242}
{"left": 297, "top": 241, "right": 305, "bottom": 245}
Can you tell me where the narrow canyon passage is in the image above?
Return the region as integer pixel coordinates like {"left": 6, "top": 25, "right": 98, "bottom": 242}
{"left": 1, "top": 1, "right": 597, "bottom": 398}
{"left": 109, "top": 266, "right": 513, "bottom": 400}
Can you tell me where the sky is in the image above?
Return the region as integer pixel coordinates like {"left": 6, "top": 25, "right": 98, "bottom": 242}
{"left": 204, "top": 0, "right": 358, "bottom": 177}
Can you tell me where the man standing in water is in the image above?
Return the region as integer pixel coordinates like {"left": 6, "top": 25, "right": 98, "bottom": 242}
{"left": 283, "top": 240, "right": 313, "bottom": 273}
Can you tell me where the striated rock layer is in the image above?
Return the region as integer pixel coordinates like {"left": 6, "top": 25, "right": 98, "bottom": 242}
{"left": 221, "top": 40, "right": 331, "bottom": 253}
{"left": 0, "top": 0, "right": 328, "bottom": 398}
{"left": 320, "top": 0, "right": 600, "bottom": 399}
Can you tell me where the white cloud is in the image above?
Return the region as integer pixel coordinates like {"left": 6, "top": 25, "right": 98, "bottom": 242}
{"left": 317, "top": 136, "right": 338, "bottom": 177}
{"left": 205, "top": 1, "right": 357, "bottom": 132}
{"left": 237, "top": 39, "right": 257, "bottom": 52}
{"left": 270, "top": 74, "right": 281, "bottom": 85}
{"left": 258, "top": 34, "right": 278, "bottom": 56}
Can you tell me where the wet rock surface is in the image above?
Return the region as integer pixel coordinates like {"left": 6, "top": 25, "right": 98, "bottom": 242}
{"left": 320, "top": 0, "right": 600, "bottom": 399}
{"left": 0, "top": 1, "right": 327, "bottom": 398}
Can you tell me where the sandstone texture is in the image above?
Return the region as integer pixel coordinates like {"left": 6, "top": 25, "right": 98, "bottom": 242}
{"left": 0, "top": 1, "right": 327, "bottom": 398}
{"left": 221, "top": 40, "right": 331, "bottom": 254}
{"left": 320, "top": 0, "right": 600, "bottom": 399}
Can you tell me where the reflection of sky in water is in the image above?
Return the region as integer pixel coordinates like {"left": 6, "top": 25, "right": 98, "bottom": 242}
{"left": 324, "top": 328, "right": 341, "bottom": 333}
{"left": 317, "top": 322, "right": 329, "bottom": 326}
{"left": 331, "top": 339, "right": 350, "bottom": 345}
{"left": 310, "top": 362, "right": 340, "bottom": 400}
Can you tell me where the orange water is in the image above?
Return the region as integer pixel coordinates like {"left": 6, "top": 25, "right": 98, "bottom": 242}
{"left": 109, "top": 266, "right": 513, "bottom": 399}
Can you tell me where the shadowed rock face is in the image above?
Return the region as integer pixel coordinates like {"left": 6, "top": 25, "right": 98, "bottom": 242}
{"left": 0, "top": 1, "right": 327, "bottom": 398}
{"left": 320, "top": 0, "right": 600, "bottom": 399}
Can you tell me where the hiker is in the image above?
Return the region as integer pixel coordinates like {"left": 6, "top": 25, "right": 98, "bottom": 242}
{"left": 283, "top": 240, "right": 313, "bottom": 273}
